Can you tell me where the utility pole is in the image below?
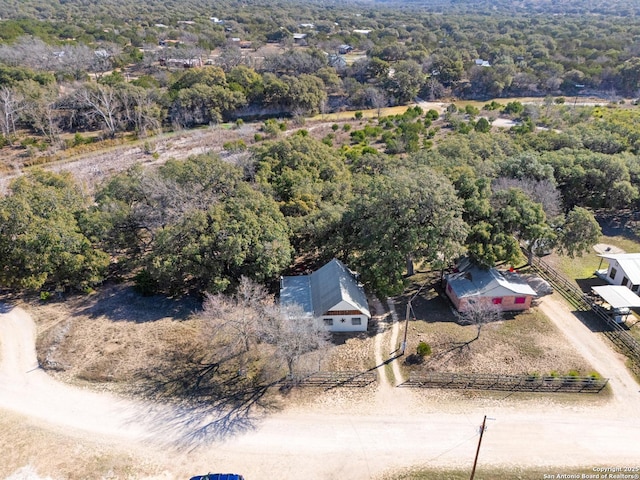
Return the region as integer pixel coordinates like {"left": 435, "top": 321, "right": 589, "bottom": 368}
{"left": 399, "top": 279, "right": 429, "bottom": 356}
{"left": 469, "top": 415, "right": 487, "bottom": 480}
{"left": 400, "top": 301, "right": 410, "bottom": 355}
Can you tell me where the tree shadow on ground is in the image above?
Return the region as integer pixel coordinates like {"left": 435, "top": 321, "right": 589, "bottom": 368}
{"left": 395, "top": 284, "right": 459, "bottom": 324}
{"left": 597, "top": 212, "right": 640, "bottom": 241}
{"left": 0, "top": 302, "right": 14, "bottom": 314}
{"left": 133, "top": 353, "right": 282, "bottom": 448}
{"left": 72, "top": 283, "right": 200, "bottom": 323}
{"left": 575, "top": 277, "right": 607, "bottom": 294}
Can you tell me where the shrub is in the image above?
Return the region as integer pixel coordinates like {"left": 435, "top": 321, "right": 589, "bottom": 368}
{"left": 465, "top": 105, "right": 480, "bottom": 117}
{"left": 143, "top": 141, "right": 155, "bottom": 154}
{"left": 40, "top": 291, "right": 52, "bottom": 302}
{"left": 134, "top": 269, "right": 158, "bottom": 296}
{"left": 483, "top": 100, "right": 503, "bottom": 111}
{"left": 331, "top": 123, "right": 339, "bottom": 131}
{"left": 350, "top": 130, "right": 367, "bottom": 143}
{"left": 474, "top": 117, "right": 491, "bottom": 133}
{"left": 262, "top": 119, "right": 281, "bottom": 137}
{"left": 234, "top": 118, "right": 244, "bottom": 129}
{"left": 223, "top": 139, "right": 247, "bottom": 152}
{"left": 354, "top": 111, "right": 363, "bottom": 120}
{"left": 425, "top": 109, "right": 439, "bottom": 120}
{"left": 296, "top": 129, "right": 309, "bottom": 137}
{"left": 254, "top": 133, "right": 264, "bottom": 142}
{"left": 503, "top": 101, "right": 524, "bottom": 115}
{"left": 416, "top": 341, "right": 431, "bottom": 357}
{"left": 342, "top": 124, "right": 351, "bottom": 132}
{"left": 363, "top": 125, "right": 382, "bottom": 137}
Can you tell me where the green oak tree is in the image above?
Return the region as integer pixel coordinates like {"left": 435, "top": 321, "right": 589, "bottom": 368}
{"left": 0, "top": 170, "right": 108, "bottom": 291}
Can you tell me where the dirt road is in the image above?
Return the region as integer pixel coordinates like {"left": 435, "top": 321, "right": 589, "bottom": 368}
{"left": 2, "top": 300, "right": 640, "bottom": 479}
{"left": 538, "top": 295, "right": 640, "bottom": 405}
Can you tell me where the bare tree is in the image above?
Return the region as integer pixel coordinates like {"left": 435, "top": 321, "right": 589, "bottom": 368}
{"left": 88, "top": 44, "right": 121, "bottom": 81}
{"left": 21, "top": 82, "right": 62, "bottom": 145}
{"left": 117, "top": 85, "right": 161, "bottom": 137}
{"left": 456, "top": 301, "right": 503, "bottom": 342}
{"left": 261, "top": 304, "right": 330, "bottom": 380}
{"left": 216, "top": 45, "right": 244, "bottom": 71}
{"left": 202, "top": 277, "right": 273, "bottom": 354}
{"left": 492, "top": 177, "right": 562, "bottom": 221}
{"left": 76, "top": 84, "right": 121, "bottom": 137}
{"left": 364, "top": 86, "right": 387, "bottom": 118}
{"left": 0, "top": 86, "right": 24, "bottom": 138}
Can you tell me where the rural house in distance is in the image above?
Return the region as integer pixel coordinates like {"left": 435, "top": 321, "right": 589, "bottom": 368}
{"left": 445, "top": 260, "right": 537, "bottom": 313}
{"left": 280, "top": 259, "right": 371, "bottom": 332}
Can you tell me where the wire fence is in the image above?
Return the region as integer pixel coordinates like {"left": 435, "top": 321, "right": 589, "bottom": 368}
{"left": 400, "top": 371, "right": 608, "bottom": 393}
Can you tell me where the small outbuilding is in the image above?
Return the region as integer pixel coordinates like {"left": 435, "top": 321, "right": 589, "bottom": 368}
{"left": 445, "top": 261, "right": 537, "bottom": 313}
{"left": 596, "top": 253, "right": 640, "bottom": 294}
{"left": 280, "top": 259, "right": 370, "bottom": 332}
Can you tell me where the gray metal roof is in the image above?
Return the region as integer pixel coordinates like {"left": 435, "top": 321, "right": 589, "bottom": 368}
{"left": 280, "top": 275, "right": 313, "bottom": 316}
{"left": 280, "top": 259, "right": 370, "bottom": 318}
{"left": 447, "top": 265, "right": 537, "bottom": 298}
{"left": 599, "top": 253, "right": 640, "bottom": 285}
{"left": 592, "top": 285, "right": 640, "bottom": 308}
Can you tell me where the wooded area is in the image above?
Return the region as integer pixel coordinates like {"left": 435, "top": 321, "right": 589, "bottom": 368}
{"left": 2, "top": 0, "right": 640, "bottom": 298}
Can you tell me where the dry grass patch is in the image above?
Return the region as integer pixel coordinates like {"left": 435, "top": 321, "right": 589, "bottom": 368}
{"left": 25, "top": 282, "right": 379, "bottom": 416}
{"left": 379, "top": 465, "right": 600, "bottom": 480}
{"left": 406, "top": 307, "right": 593, "bottom": 377}
{"left": 26, "top": 284, "right": 199, "bottom": 389}
{"left": 396, "top": 275, "right": 594, "bottom": 378}
{"left": 0, "top": 411, "right": 161, "bottom": 480}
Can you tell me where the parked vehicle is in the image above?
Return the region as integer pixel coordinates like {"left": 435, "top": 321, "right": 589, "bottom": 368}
{"left": 190, "top": 474, "right": 245, "bottom": 480}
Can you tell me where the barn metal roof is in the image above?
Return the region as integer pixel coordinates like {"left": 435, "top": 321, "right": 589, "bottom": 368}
{"left": 592, "top": 285, "right": 640, "bottom": 308}
{"left": 598, "top": 253, "right": 640, "bottom": 285}
{"left": 280, "top": 259, "right": 371, "bottom": 318}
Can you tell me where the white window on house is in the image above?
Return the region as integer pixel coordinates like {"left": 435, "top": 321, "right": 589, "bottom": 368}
{"left": 351, "top": 317, "right": 361, "bottom": 325}
{"left": 623, "top": 276, "right": 629, "bottom": 287}
{"left": 610, "top": 267, "right": 617, "bottom": 280}
{"left": 633, "top": 285, "right": 640, "bottom": 293}
{"left": 323, "top": 318, "right": 333, "bottom": 326}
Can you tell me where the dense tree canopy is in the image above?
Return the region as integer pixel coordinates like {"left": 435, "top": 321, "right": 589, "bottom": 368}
{"left": 0, "top": 170, "right": 109, "bottom": 291}
{"left": 1, "top": 0, "right": 638, "bottom": 299}
{"left": 341, "top": 166, "right": 468, "bottom": 295}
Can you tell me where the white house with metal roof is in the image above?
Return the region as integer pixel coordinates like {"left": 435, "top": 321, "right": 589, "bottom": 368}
{"left": 445, "top": 262, "right": 537, "bottom": 313}
{"left": 597, "top": 253, "right": 640, "bottom": 294}
{"left": 280, "top": 259, "right": 370, "bottom": 332}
